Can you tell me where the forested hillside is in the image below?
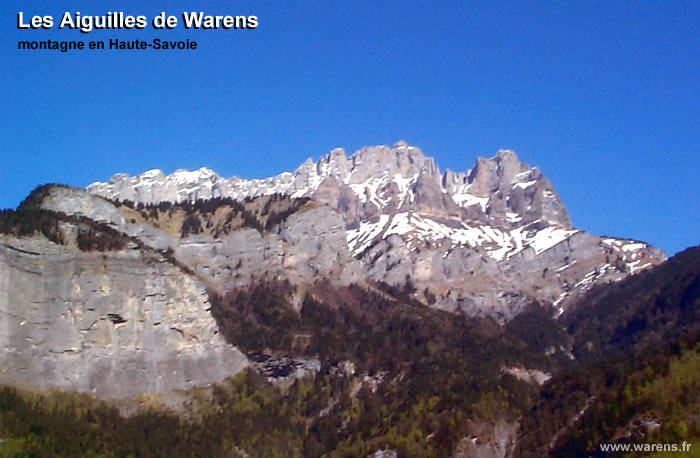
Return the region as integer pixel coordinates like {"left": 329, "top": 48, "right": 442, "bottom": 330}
{"left": 517, "top": 246, "right": 700, "bottom": 456}
{"left": 1, "top": 194, "right": 697, "bottom": 456}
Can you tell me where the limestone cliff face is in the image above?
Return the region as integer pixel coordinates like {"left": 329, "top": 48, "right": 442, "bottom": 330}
{"left": 83, "top": 142, "right": 666, "bottom": 322}
{"left": 42, "top": 187, "right": 364, "bottom": 297}
{"left": 172, "top": 204, "right": 365, "bottom": 306}
{"left": 86, "top": 143, "right": 572, "bottom": 228}
{"left": 0, "top": 235, "right": 247, "bottom": 399}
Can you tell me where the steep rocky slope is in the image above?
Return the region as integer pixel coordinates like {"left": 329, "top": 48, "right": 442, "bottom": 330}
{"left": 516, "top": 246, "right": 700, "bottom": 456}
{"left": 0, "top": 166, "right": 690, "bottom": 456}
{"left": 40, "top": 187, "right": 364, "bottom": 301}
{"left": 87, "top": 143, "right": 666, "bottom": 320}
{"left": 0, "top": 142, "right": 669, "bottom": 400}
{"left": 0, "top": 207, "right": 247, "bottom": 399}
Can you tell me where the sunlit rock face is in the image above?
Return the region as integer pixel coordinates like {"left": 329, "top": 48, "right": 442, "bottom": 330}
{"left": 87, "top": 143, "right": 570, "bottom": 227}
{"left": 0, "top": 143, "right": 666, "bottom": 403}
{"left": 86, "top": 143, "right": 665, "bottom": 321}
{"left": 0, "top": 235, "right": 247, "bottom": 400}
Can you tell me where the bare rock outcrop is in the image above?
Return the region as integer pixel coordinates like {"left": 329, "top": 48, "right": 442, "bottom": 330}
{"left": 42, "top": 186, "right": 364, "bottom": 296}
{"left": 85, "top": 143, "right": 666, "bottom": 321}
{"left": 0, "top": 233, "right": 247, "bottom": 399}
{"left": 454, "top": 420, "right": 518, "bottom": 458}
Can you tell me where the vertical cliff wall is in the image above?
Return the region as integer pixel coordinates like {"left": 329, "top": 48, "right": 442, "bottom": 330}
{"left": 0, "top": 236, "right": 248, "bottom": 399}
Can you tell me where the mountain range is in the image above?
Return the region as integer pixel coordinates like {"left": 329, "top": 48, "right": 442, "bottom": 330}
{"left": 87, "top": 141, "right": 665, "bottom": 320}
{"left": 1, "top": 142, "right": 693, "bottom": 458}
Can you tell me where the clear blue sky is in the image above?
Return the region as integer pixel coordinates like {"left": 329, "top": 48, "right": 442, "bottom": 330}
{"left": 1, "top": 0, "right": 698, "bottom": 255}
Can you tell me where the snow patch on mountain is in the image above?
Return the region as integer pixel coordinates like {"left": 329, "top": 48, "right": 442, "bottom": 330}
{"left": 86, "top": 142, "right": 667, "bottom": 321}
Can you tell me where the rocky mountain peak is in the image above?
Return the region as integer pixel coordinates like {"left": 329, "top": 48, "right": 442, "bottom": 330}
{"left": 77, "top": 143, "right": 672, "bottom": 322}
{"left": 345, "top": 142, "right": 434, "bottom": 185}
{"left": 315, "top": 148, "right": 350, "bottom": 182}
{"left": 467, "top": 149, "right": 528, "bottom": 197}
{"left": 82, "top": 143, "right": 665, "bottom": 323}
{"left": 86, "top": 143, "right": 575, "bottom": 228}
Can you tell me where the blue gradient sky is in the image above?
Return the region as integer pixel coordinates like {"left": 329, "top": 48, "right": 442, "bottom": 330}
{"left": 1, "top": 1, "right": 698, "bottom": 254}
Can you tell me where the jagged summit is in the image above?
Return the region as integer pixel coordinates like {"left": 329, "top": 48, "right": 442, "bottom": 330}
{"left": 83, "top": 143, "right": 665, "bottom": 321}
{"left": 490, "top": 148, "right": 518, "bottom": 159}
{"left": 88, "top": 142, "right": 568, "bottom": 227}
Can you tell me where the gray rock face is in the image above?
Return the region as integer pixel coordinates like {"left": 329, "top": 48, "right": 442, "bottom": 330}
{"left": 90, "top": 168, "right": 221, "bottom": 204}
{"left": 43, "top": 187, "right": 363, "bottom": 300}
{"left": 86, "top": 143, "right": 571, "bottom": 232}
{"left": 170, "top": 204, "right": 363, "bottom": 300}
{"left": 0, "top": 234, "right": 248, "bottom": 399}
{"left": 454, "top": 420, "right": 518, "bottom": 458}
{"left": 84, "top": 143, "right": 666, "bottom": 321}
{"left": 2, "top": 135, "right": 669, "bottom": 401}
{"left": 347, "top": 212, "right": 664, "bottom": 321}
{"left": 87, "top": 143, "right": 565, "bottom": 226}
